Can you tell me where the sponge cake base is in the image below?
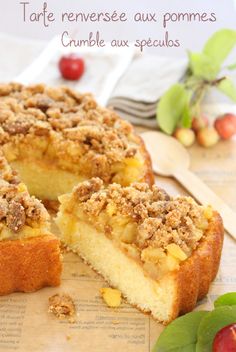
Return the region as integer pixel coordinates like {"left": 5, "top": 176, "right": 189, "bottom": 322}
{"left": 57, "top": 212, "right": 223, "bottom": 324}
{"left": 10, "top": 160, "right": 85, "bottom": 201}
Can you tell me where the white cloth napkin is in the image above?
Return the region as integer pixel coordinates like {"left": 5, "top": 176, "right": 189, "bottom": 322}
{"left": 108, "top": 55, "right": 187, "bottom": 127}
{"left": 0, "top": 33, "right": 187, "bottom": 127}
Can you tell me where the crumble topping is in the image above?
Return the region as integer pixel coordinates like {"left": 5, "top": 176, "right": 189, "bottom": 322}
{"left": 73, "top": 178, "right": 211, "bottom": 256}
{"left": 0, "top": 153, "right": 49, "bottom": 233}
{"left": 0, "top": 83, "right": 144, "bottom": 182}
{"left": 48, "top": 294, "right": 76, "bottom": 320}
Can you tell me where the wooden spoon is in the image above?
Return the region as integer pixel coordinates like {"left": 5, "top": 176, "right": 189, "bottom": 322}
{"left": 141, "top": 131, "right": 236, "bottom": 241}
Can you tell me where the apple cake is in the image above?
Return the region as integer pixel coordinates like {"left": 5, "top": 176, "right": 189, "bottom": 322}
{"left": 56, "top": 178, "right": 224, "bottom": 324}
{"left": 0, "top": 153, "right": 62, "bottom": 295}
{"left": 0, "top": 83, "right": 154, "bottom": 201}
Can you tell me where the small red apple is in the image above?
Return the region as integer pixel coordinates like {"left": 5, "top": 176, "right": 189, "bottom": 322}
{"left": 223, "top": 113, "right": 236, "bottom": 128}
{"left": 59, "top": 54, "right": 85, "bottom": 81}
{"left": 213, "top": 323, "right": 236, "bottom": 352}
{"left": 173, "top": 128, "right": 195, "bottom": 147}
{"left": 191, "top": 116, "right": 209, "bottom": 132}
{"left": 196, "top": 127, "right": 219, "bottom": 147}
{"left": 214, "top": 113, "right": 236, "bottom": 140}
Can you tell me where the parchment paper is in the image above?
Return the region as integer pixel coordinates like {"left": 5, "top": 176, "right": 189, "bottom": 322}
{"left": 0, "top": 134, "right": 235, "bottom": 352}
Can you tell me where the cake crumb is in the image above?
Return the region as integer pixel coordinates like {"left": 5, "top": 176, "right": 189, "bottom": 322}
{"left": 100, "top": 287, "right": 122, "bottom": 308}
{"left": 68, "top": 317, "right": 76, "bottom": 324}
{"left": 48, "top": 293, "right": 76, "bottom": 320}
{"left": 60, "top": 244, "right": 71, "bottom": 253}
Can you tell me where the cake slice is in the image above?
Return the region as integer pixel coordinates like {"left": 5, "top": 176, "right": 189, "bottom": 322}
{"left": 0, "top": 83, "right": 153, "bottom": 201}
{"left": 56, "top": 178, "right": 224, "bottom": 324}
{"left": 0, "top": 154, "right": 62, "bottom": 295}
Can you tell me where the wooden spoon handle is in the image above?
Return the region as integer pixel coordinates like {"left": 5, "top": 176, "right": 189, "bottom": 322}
{"left": 173, "top": 168, "right": 236, "bottom": 241}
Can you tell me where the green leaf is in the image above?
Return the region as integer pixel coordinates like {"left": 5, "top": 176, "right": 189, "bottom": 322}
{"left": 203, "top": 29, "right": 236, "bottom": 67}
{"left": 188, "top": 52, "right": 220, "bottom": 80}
{"left": 152, "top": 311, "right": 208, "bottom": 352}
{"left": 181, "top": 102, "right": 192, "bottom": 128}
{"left": 157, "top": 84, "right": 189, "bottom": 134}
{"left": 214, "top": 292, "right": 236, "bottom": 308}
{"left": 217, "top": 77, "right": 236, "bottom": 102}
{"left": 196, "top": 305, "right": 236, "bottom": 352}
{"left": 227, "top": 62, "right": 236, "bottom": 70}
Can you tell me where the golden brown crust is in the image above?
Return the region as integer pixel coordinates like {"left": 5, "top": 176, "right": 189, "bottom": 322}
{"left": 137, "top": 135, "right": 154, "bottom": 185}
{"left": 0, "top": 235, "right": 62, "bottom": 295}
{"left": 170, "top": 212, "right": 224, "bottom": 322}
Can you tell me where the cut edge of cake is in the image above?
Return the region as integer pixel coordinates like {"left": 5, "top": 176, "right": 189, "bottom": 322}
{"left": 0, "top": 153, "right": 62, "bottom": 295}
{"left": 55, "top": 179, "right": 224, "bottom": 324}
